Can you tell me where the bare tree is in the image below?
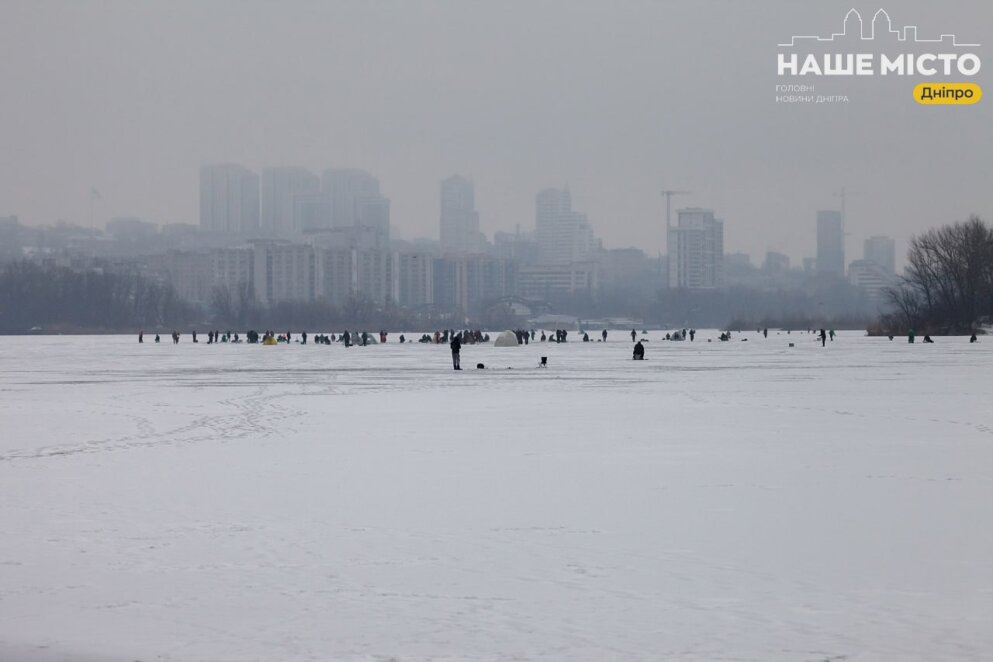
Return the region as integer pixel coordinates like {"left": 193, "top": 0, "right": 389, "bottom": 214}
{"left": 885, "top": 216, "right": 992, "bottom": 332}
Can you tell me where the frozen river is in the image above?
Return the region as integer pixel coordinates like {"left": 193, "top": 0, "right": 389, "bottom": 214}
{"left": 1, "top": 331, "right": 991, "bottom": 661}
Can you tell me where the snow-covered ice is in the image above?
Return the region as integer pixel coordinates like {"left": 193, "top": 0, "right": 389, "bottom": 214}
{"left": 0, "top": 332, "right": 990, "bottom": 661}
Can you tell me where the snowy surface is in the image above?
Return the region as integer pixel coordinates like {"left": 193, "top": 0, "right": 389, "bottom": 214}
{"left": 0, "top": 331, "right": 990, "bottom": 661}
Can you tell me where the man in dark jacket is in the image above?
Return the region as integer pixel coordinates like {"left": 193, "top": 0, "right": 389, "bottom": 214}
{"left": 450, "top": 335, "right": 462, "bottom": 370}
{"left": 633, "top": 340, "right": 645, "bottom": 360}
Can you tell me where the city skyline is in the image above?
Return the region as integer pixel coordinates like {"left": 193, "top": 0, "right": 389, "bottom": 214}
{"left": 200, "top": 163, "right": 901, "bottom": 274}
{"left": 27, "top": 159, "right": 910, "bottom": 270}
{"left": 1, "top": 1, "right": 989, "bottom": 269}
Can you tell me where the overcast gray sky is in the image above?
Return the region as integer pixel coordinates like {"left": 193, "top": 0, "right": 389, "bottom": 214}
{"left": 1, "top": 0, "right": 990, "bottom": 266}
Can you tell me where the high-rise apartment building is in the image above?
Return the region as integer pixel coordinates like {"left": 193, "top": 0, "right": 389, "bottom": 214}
{"left": 816, "top": 210, "right": 845, "bottom": 276}
{"left": 292, "top": 192, "right": 333, "bottom": 233}
{"left": 260, "top": 167, "right": 320, "bottom": 236}
{"left": 251, "top": 242, "right": 317, "bottom": 305}
{"left": 322, "top": 169, "right": 390, "bottom": 239}
{"left": 848, "top": 259, "right": 893, "bottom": 300}
{"left": 863, "top": 235, "right": 896, "bottom": 275}
{"left": 199, "top": 164, "right": 260, "bottom": 234}
{"left": 431, "top": 254, "right": 516, "bottom": 313}
{"left": 158, "top": 250, "right": 211, "bottom": 304}
{"left": 210, "top": 247, "right": 254, "bottom": 295}
{"left": 668, "top": 208, "right": 724, "bottom": 288}
{"left": 535, "top": 188, "right": 595, "bottom": 265}
{"left": 440, "top": 175, "right": 481, "bottom": 253}
{"left": 394, "top": 252, "right": 435, "bottom": 307}
{"left": 517, "top": 263, "right": 599, "bottom": 299}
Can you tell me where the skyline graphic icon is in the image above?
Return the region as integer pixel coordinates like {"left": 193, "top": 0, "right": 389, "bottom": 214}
{"left": 778, "top": 9, "right": 981, "bottom": 48}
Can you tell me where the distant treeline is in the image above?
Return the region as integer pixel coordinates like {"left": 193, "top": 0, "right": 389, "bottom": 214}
{"left": 207, "top": 283, "right": 466, "bottom": 332}
{"left": 0, "top": 261, "right": 468, "bottom": 334}
{"left": 523, "top": 280, "right": 877, "bottom": 330}
{"left": 882, "top": 216, "right": 993, "bottom": 334}
{"left": 654, "top": 284, "right": 877, "bottom": 330}
{"left": 0, "top": 259, "right": 884, "bottom": 334}
{"left": 0, "top": 261, "right": 196, "bottom": 333}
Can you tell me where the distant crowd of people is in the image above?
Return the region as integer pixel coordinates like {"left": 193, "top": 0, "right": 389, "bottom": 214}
{"left": 412, "top": 329, "right": 489, "bottom": 345}
{"left": 137, "top": 325, "right": 982, "bottom": 371}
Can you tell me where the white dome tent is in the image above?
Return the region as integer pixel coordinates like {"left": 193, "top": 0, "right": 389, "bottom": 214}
{"left": 493, "top": 330, "right": 520, "bottom": 347}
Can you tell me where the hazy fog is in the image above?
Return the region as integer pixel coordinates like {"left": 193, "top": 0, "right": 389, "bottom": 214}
{"left": 1, "top": 0, "right": 990, "bottom": 265}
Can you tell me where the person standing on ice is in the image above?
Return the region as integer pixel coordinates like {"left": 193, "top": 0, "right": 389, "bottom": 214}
{"left": 138, "top": 331, "right": 143, "bottom": 343}
{"left": 631, "top": 329, "right": 636, "bottom": 342}
{"left": 819, "top": 329, "right": 827, "bottom": 347}
{"left": 633, "top": 340, "right": 645, "bottom": 360}
{"left": 450, "top": 334, "right": 462, "bottom": 370}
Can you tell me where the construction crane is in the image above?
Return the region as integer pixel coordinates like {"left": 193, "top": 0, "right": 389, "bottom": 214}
{"left": 830, "top": 187, "right": 861, "bottom": 274}
{"left": 832, "top": 186, "right": 860, "bottom": 237}
{"left": 661, "top": 190, "right": 691, "bottom": 254}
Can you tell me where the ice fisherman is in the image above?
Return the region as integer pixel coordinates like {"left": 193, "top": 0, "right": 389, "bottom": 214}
{"left": 450, "top": 334, "right": 462, "bottom": 370}
{"left": 633, "top": 340, "right": 645, "bottom": 360}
